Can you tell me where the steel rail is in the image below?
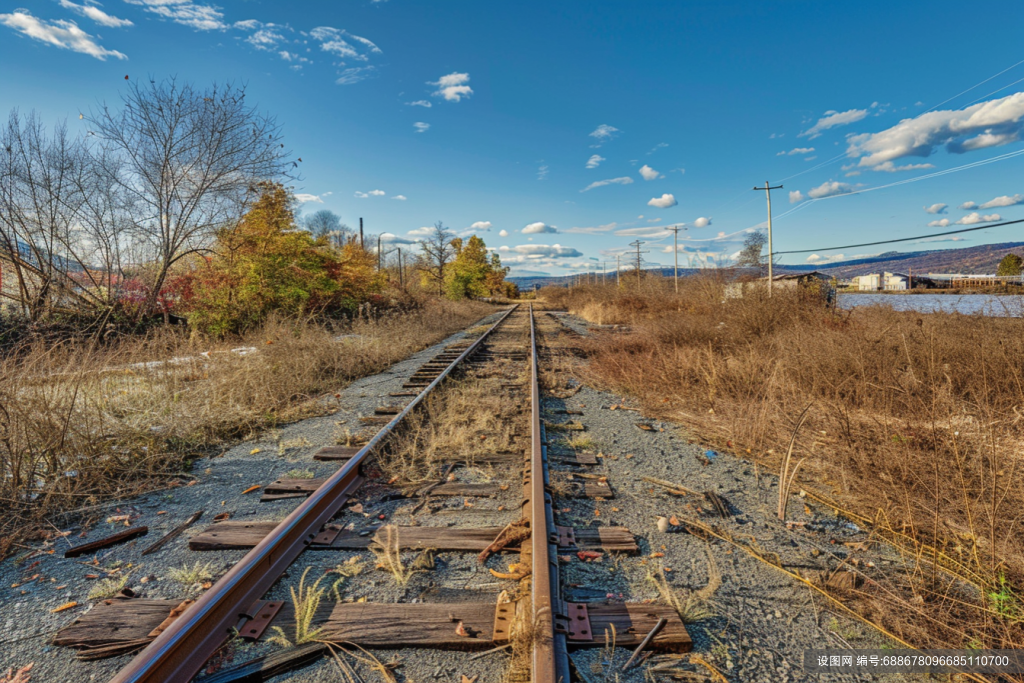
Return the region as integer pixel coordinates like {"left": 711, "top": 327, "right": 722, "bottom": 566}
{"left": 108, "top": 305, "right": 520, "bottom": 683}
{"left": 528, "top": 304, "right": 571, "bottom": 683}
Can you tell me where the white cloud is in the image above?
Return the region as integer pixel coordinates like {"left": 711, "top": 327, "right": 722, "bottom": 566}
{"left": 354, "top": 189, "right": 386, "bottom": 198}
{"left": 405, "top": 100, "right": 432, "bottom": 108}
{"left": 915, "top": 236, "right": 966, "bottom": 244}
{"left": 924, "top": 203, "right": 948, "bottom": 214}
{"left": 928, "top": 218, "right": 951, "bottom": 228}
{"left": 783, "top": 147, "right": 815, "bottom": 155}
{"left": 246, "top": 27, "right": 286, "bottom": 50}
{"left": 800, "top": 108, "right": 868, "bottom": 139}
{"left": 498, "top": 229, "right": 509, "bottom": 237}
{"left": 429, "top": 72, "right": 472, "bottom": 102}
{"left": 805, "top": 253, "right": 847, "bottom": 264}
{"left": 647, "top": 193, "right": 677, "bottom": 208}
{"left": 413, "top": 122, "right": 430, "bottom": 133}
{"left": 959, "top": 201, "right": 978, "bottom": 210}
{"left": 278, "top": 51, "right": 310, "bottom": 65}
{"left": 789, "top": 190, "right": 806, "bottom": 204}
{"left": 469, "top": 221, "right": 492, "bottom": 231}
{"left": 505, "top": 244, "right": 582, "bottom": 259}
{"left": 537, "top": 164, "right": 549, "bottom": 180}
{"left": 379, "top": 233, "right": 417, "bottom": 245}
{"left": 973, "top": 194, "right": 1024, "bottom": 209}
{"left": 807, "top": 181, "right": 856, "bottom": 199}
{"left": 847, "top": 92, "right": 1024, "bottom": 168}
{"left": 523, "top": 222, "right": 558, "bottom": 234}
{"left": 639, "top": 164, "right": 661, "bottom": 180}
{"left": 871, "top": 161, "right": 935, "bottom": 172}
{"left": 407, "top": 226, "right": 433, "bottom": 237}
{"left": 956, "top": 212, "right": 1001, "bottom": 225}
{"left": 586, "top": 154, "right": 605, "bottom": 169}
{"left": 693, "top": 216, "right": 711, "bottom": 228}
{"left": 294, "top": 193, "right": 323, "bottom": 203}
{"left": 648, "top": 142, "right": 668, "bottom": 154}
{"left": 392, "top": 195, "right": 407, "bottom": 201}
{"left": 0, "top": 10, "right": 126, "bottom": 60}
{"left": 124, "top": 0, "right": 226, "bottom": 31}
{"left": 589, "top": 124, "right": 619, "bottom": 145}
{"left": 581, "top": 177, "right": 633, "bottom": 192}
{"left": 59, "top": 0, "right": 133, "bottom": 27}
{"left": 310, "top": 26, "right": 381, "bottom": 60}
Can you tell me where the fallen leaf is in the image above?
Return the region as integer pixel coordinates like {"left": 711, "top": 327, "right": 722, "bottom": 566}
{"left": 156, "top": 511, "right": 167, "bottom": 515}
{"left": 669, "top": 515, "right": 680, "bottom": 526}
{"left": 558, "top": 555, "right": 573, "bottom": 563}
{"left": 650, "top": 552, "right": 665, "bottom": 558}
{"left": 577, "top": 550, "right": 602, "bottom": 562}
{"left": 462, "top": 676, "right": 479, "bottom": 683}
{"left": 2, "top": 663, "right": 33, "bottom": 683}
{"left": 455, "top": 621, "right": 470, "bottom": 637}
{"left": 250, "top": 449, "right": 261, "bottom": 455}
{"left": 349, "top": 504, "right": 364, "bottom": 514}
{"left": 106, "top": 515, "right": 130, "bottom": 524}
{"left": 51, "top": 601, "right": 78, "bottom": 613}
{"left": 84, "top": 574, "right": 100, "bottom": 580}
{"left": 663, "top": 567, "right": 673, "bottom": 573}
{"left": 241, "top": 485, "right": 261, "bottom": 495}
{"left": 213, "top": 512, "right": 230, "bottom": 522}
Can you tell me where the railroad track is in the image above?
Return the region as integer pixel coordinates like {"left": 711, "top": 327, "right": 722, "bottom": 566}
{"left": 50, "top": 304, "right": 691, "bottom": 683}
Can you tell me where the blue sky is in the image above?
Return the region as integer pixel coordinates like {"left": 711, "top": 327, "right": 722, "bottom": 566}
{"left": 2, "top": 0, "right": 1024, "bottom": 276}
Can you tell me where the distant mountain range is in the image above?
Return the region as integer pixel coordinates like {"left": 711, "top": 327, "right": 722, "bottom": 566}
{"left": 508, "top": 241, "right": 1024, "bottom": 289}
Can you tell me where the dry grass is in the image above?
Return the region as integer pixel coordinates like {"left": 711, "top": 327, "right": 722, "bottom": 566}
{"left": 166, "top": 560, "right": 215, "bottom": 587}
{"left": 0, "top": 299, "right": 493, "bottom": 554}
{"left": 87, "top": 573, "right": 130, "bottom": 600}
{"left": 542, "top": 277, "right": 1024, "bottom": 652}
{"left": 267, "top": 566, "right": 328, "bottom": 647}
{"left": 370, "top": 525, "right": 419, "bottom": 586}
{"left": 646, "top": 547, "right": 720, "bottom": 624}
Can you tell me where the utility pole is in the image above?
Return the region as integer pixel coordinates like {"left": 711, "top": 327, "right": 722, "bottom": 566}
{"left": 616, "top": 254, "right": 621, "bottom": 286}
{"left": 359, "top": 217, "right": 364, "bottom": 249}
{"left": 668, "top": 225, "right": 686, "bottom": 293}
{"left": 629, "top": 240, "right": 648, "bottom": 287}
{"left": 602, "top": 261, "right": 607, "bottom": 284}
{"left": 377, "top": 235, "right": 382, "bottom": 271}
{"left": 753, "top": 182, "right": 783, "bottom": 296}
{"left": 398, "top": 248, "right": 404, "bottom": 289}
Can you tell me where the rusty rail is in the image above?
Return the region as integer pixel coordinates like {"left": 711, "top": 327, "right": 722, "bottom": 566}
{"left": 527, "top": 303, "right": 571, "bottom": 683}
{"left": 108, "top": 305, "right": 519, "bottom": 683}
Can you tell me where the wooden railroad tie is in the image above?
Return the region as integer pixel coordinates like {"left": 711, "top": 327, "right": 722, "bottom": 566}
{"left": 188, "top": 522, "right": 638, "bottom": 553}
{"left": 54, "top": 596, "right": 689, "bottom": 665}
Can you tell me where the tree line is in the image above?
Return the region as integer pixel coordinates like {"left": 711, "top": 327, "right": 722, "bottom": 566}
{"left": 0, "top": 78, "right": 512, "bottom": 336}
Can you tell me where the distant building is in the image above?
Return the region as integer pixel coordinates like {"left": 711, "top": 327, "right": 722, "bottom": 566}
{"left": 725, "top": 270, "right": 835, "bottom": 303}
{"left": 854, "top": 272, "right": 937, "bottom": 291}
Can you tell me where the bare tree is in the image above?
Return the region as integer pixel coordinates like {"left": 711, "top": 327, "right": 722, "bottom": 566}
{"left": 87, "top": 78, "right": 292, "bottom": 316}
{"left": 0, "top": 111, "right": 107, "bottom": 319}
{"left": 735, "top": 230, "right": 768, "bottom": 275}
{"left": 303, "top": 209, "right": 349, "bottom": 247}
{"left": 417, "top": 222, "right": 456, "bottom": 296}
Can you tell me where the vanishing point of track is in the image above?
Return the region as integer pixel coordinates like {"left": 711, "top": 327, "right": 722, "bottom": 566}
{"left": 107, "top": 304, "right": 568, "bottom": 683}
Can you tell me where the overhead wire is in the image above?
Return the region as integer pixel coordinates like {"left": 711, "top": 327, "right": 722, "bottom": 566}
{"left": 774, "top": 217, "right": 1024, "bottom": 255}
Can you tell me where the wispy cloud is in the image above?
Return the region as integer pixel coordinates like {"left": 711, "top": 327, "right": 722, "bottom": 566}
{"left": 800, "top": 108, "right": 867, "bottom": 139}
{"left": 310, "top": 26, "right": 381, "bottom": 60}
{"left": 59, "top": 0, "right": 133, "bottom": 27}
{"left": 294, "top": 193, "right": 323, "bottom": 203}
{"left": 336, "top": 66, "right": 376, "bottom": 85}
{"left": 647, "top": 142, "right": 668, "bottom": 154}
{"left": 565, "top": 222, "right": 618, "bottom": 234}
{"left": 413, "top": 122, "right": 430, "bottom": 133}
{"left": 405, "top": 100, "right": 431, "bottom": 108}
{"left": 392, "top": 194, "right": 407, "bottom": 201}
{"left": 807, "top": 180, "right": 858, "bottom": 199}
{"left": 124, "top": 0, "right": 226, "bottom": 31}
{"left": 537, "top": 163, "right": 549, "bottom": 180}
{"left": 586, "top": 154, "right": 604, "bottom": 169}
{"left": 589, "top": 124, "right": 619, "bottom": 146}
{"left": 777, "top": 147, "right": 816, "bottom": 156}
{"left": 581, "top": 176, "right": 633, "bottom": 192}
{"left": 354, "top": 189, "right": 386, "bottom": 198}
{"left": 871, "top": 161, "right": 935, "bottom": 172}
{"left": 0, "top": 10, "right": 126, "bottom": 59}
{"left": 961, "top": 194, "right": 1024, "bottom": 210}
{"left": 924, "top": 203, "right": 947, "bottom": 214}
{"left": 430, "top": 72, "right": 473, "bottom": 102}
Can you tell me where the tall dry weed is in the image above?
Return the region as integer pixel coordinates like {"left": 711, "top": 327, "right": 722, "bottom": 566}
{"left": 0, "top": 299, "right": 492, "bottom": 553}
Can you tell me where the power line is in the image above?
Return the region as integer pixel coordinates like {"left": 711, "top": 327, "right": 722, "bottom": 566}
{"left": 774, "top": 217, "right": 1024, "bottom": 255}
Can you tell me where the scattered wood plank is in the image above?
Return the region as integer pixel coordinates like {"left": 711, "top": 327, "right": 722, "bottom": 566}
{"left": 64, "top": 526, "right": 148, "bottom": 558}
{"left": 359, "top": 416, "right": 392, "bottom": 425}
{"left": 553, "top": 451, "right": 597, "bottom": 465}
{"left": 584, "top": 603, "right": 691, "bottom": 652}
{"left": 141, "top": 511, "right": 203, "bottom": 556}
{"left": 260, "top": 479, "right": 497, "bottom": 502}
{"left": 421, "top": 483, "right": 500, "bottom": 497}
{"left": 200, "top": 643, "right": 329, "bottom": 683}
{"left": 53, "top": 598, "right": 179, "bottom": 649}
{"left": 572, "top": 527, "right": 638, "bottom": 553}
{"left": 318, "top": 602, "right": 496, "bottom": 649}
{"left": 312, "top": 446, "right": 360, "bottom": 461}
